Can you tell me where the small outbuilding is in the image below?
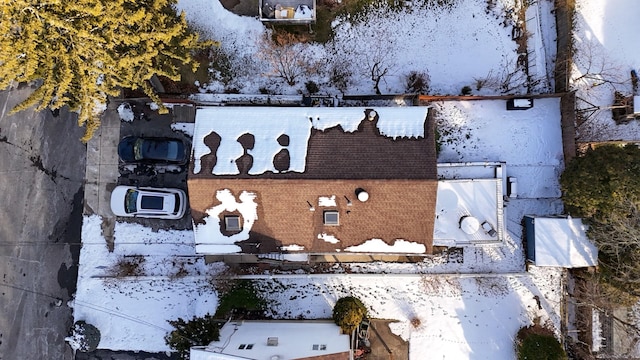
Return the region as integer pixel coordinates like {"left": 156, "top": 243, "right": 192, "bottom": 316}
{"left": 260, "top": 0, "right": 316, "bottom": 23}
{"left": 190, "top": 320, "right": 350, "bottom": 360}
{"left": 524, "top": 215, "right": 598, "bottom": 268}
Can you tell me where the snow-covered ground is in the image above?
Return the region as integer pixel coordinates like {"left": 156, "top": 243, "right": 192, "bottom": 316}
{"left": 176, "top": 0, "right": 554, "bottom": 96}
{"left": 573, "top": 0, "right": 640, "bottom": 141}
{"left": 71, "top": 0, "right": 570, "bottom": 358}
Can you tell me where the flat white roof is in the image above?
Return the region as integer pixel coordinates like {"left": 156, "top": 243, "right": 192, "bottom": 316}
{"left": 433, "top": 178, "right": 504, "bottom": 246}
{"left": 190, "top": 320, "right": 350, "bottom": 360}
{"left": 531, "top": 217, "right": 598, "bottom": 267}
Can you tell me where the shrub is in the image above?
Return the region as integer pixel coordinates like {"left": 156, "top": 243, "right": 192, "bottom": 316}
{"left": 305, "top": 81, "right": 320, "bottom": 94}
{"left": 332, "top": 296, "right": 368, "bottom": 334}
{"left": 410, "top": 317, "right": 422, "bottom": 328}
{"left": 516, "top": 325, "right": 567, "bottom": 360}
{"left": 110, "top": 255, "right": 145, "bottom": 277}
{"left": 460, "top": 85, "right": 472, "bottom": 95}
{"left": 165, "top": 314, "right": 221, "bottom": 360}
{"left": 65, "top": 321, "right": 101, "bottom": 353}
{"left": 214, "top": 280, "right": 266, "bottom": 319}
{"left": 405, "top": 71, "right": 430, "bottom": 94}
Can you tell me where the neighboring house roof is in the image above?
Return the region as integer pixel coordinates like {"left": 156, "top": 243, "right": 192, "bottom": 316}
{"left": 190, "top": 320, "right": 350, "bottom": 360}
{"left": 524, "top": 215, "right": 598, "bottom": 267}
{"left": 188, "top": 106, "right": 437, "bottom": 255}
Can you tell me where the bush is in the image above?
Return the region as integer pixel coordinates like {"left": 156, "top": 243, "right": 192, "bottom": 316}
{"left": 305, "top": 81, "right": 320, "bottom": 94}
{"left": 460, "top": 85, "right": 472, "bottom": 95}
{"left": 110, "top": 255, "right": 145, "bottom": 277}
{"left": 214, "top": 280, "right": 266, "bottom": 319}
{"left": 165, "top": 314, "right": 221, "bottom": 360}
{"left": 405, "top": 71, "right": 430, "bottom": 94}
{"left": 560, "top": 144, "right": 640, "bottom": 219}
{"left": 516, "top": 325, "right": 567, "bottom": 360}
{"left": 65, "top": 321, "right": 101, "bottom": 353}
{"left": 332, "top": 296, "right": 368, "bottom": 334}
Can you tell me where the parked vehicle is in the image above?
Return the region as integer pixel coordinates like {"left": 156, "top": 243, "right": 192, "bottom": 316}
{"left": 117, "top": 136, "right": 187, "bottom": 165}
{"left": 110, "top": 186, "right": 187, "bottom": 219}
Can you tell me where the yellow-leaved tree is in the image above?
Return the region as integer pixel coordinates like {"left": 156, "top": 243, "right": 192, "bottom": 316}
{"left": 0, "top": 0, "right": 215, "bottom": 141}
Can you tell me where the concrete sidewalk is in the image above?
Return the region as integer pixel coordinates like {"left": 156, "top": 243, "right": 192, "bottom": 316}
{"left": 83, "top": 100, "right": 121, "bottom": 249}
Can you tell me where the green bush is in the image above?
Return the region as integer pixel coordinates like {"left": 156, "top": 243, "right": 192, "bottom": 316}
{"left": 332, "top": 296, "right": 368, "bottom": 334}
{"left": 560, "top": 144, "right": 640, "bottom": 219}
{"left": 516, "top": 325, "right": 567, "bottom": 360}
{"left": 165, "top": 314, "right": 220, "bottom": 360}
{"left": 214, "top": 280, "right": 266, "bottom": 319}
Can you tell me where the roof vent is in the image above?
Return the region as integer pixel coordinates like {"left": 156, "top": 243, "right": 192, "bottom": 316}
{"left": 267, "top": 337, "right": 278, "bottom": 346}
{"left": 355, "top": 188, "right": 369, "bottom": 202}
{"left": 459, "top": 215, "right": 480, "bottom": 235}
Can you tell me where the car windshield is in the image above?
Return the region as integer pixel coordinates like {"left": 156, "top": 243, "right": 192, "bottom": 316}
{"left": 140, "top": 140, "right": 181, "bottom": 161}
{"left": 133, "top": 139, "right": 144, "bottom": 160}
{"left": 140, "top": 195, "right": 164, "bottom": 210}
{"left": 124, "top": 189, "right": 138, "bottom": 213}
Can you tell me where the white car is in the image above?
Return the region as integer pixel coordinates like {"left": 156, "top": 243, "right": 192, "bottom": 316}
{"left": 110, "top": 186, "right": 187, "bottom": 219}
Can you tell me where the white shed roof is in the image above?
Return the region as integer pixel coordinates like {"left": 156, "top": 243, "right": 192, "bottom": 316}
{"left": 190, "top": 320, "right": 350, "bottom": 360}
{"left": 532, "top": 217, "right": 598, "bottom": 267}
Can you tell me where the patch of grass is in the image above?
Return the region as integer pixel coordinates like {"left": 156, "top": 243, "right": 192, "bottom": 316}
{"left": 178, "top": 50, "right": 212, "bottom": 89}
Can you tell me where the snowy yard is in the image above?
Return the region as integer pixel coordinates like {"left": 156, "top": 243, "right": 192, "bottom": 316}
{"left": 176, "top": 0, "right": 555, "bottom": 96}
{"left": 573, "top": 0, "right": 640, "bottom": 141}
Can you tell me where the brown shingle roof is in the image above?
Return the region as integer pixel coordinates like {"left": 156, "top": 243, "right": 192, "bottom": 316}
{"left": 187, "top": 107, "right": 438, "bottom": 254}
{"left": 189, "top": 179, "right": 437, "bottom": 253}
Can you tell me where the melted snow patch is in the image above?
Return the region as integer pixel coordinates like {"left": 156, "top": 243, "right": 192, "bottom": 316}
{"left": 345, "top": 239, "right": 426, "bottom": 253}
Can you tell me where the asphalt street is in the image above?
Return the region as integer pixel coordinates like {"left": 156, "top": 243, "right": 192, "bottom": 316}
{"left": 0, "top": 85, "right": 86, "bottom": 360}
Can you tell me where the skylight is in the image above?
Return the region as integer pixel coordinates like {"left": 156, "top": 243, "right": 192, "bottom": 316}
{"left": 225, "top": 215, "right": 241, "bottom": 231}
{"left": 324, "top": 211, "right": 339, "bottom": 226}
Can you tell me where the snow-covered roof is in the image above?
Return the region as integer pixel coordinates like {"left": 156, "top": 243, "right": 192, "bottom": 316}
{"left": 190, "top": 320, "right": 350, "bottom": 360}
{"left": 189, "top": 106, "right": 438, "bottom": 255}
{"left": 528, "top": 216, "right": 598, "bottom": 267}
{"left": 192, "top": 106, "right": 429, "bottom": 177}
{"left": 433, "top": 178, "right": 504, "bottom": 246}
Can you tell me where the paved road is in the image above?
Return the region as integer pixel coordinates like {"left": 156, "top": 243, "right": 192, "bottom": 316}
{"left": 0, "top": 85, "right": 86, "bottom": 360}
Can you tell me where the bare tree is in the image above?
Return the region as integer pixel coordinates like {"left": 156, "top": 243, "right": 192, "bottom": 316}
{"left": 572, "top": 39, "right": 629, "bottom": 91}
{"left": 329, "top": 16, "right": 399, "bottom": 95}
{"left": 471, "top": 58, "right": 527, "bottom": 94}
{"left": 257, "top": 31, "right": 318, "bottom": 86}
{"left": 570, "top": 269, "right": 640, "bottom": 357}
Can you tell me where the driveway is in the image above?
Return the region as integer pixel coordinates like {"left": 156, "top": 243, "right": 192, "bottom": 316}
{"left": 0, "top": 85, "right": 86, "bottom": 360}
